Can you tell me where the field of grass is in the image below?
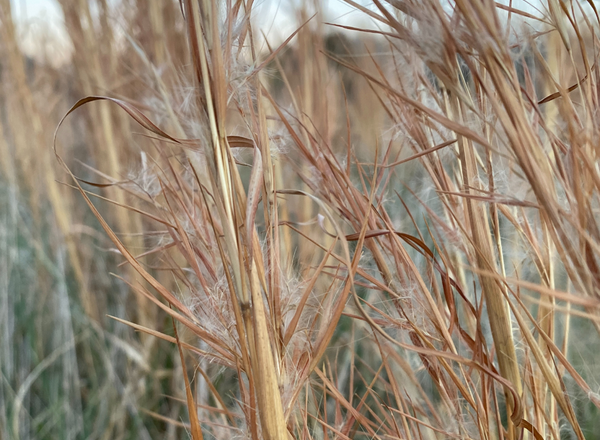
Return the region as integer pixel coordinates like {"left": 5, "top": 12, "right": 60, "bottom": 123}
{"left": 2, "top": 0, "right": 600, "bottom": 439}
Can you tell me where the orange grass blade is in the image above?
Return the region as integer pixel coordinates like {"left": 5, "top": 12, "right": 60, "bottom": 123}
{"left": 172, "top": 317, "right": 204, "bottom": 440}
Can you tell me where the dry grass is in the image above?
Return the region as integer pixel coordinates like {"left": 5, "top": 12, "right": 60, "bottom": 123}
{"left": 2, "top": 0, "right": 600, "bottom": 439}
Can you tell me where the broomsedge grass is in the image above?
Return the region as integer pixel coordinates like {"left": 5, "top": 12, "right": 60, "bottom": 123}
{"left": 3, "top": 0, "right": 600, "bottom": 438}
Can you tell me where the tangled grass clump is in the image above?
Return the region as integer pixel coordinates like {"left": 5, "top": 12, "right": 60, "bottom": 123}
{"left": 4, "top": 0, "right": 600, "bottom": 439}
